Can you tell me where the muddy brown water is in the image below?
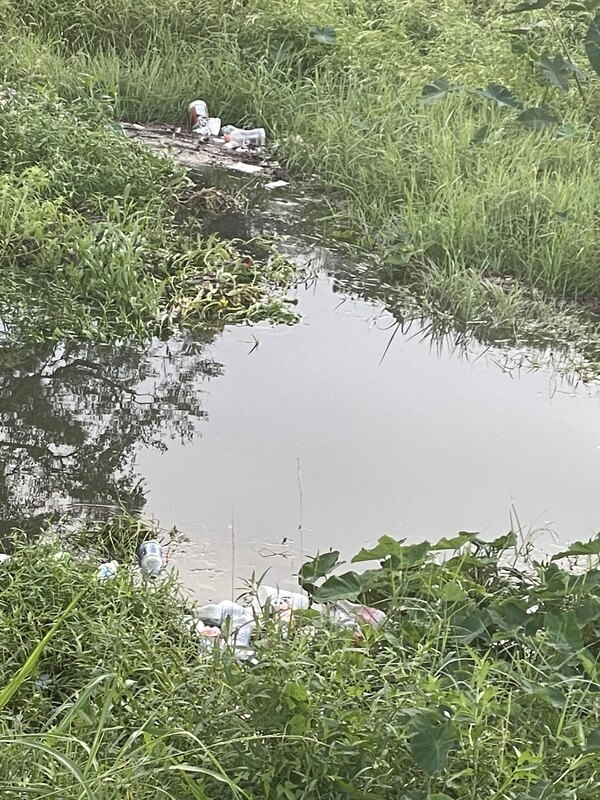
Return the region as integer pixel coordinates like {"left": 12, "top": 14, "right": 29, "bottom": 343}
{"left": 2, "top": 177, "right": 600, "bottom": 601}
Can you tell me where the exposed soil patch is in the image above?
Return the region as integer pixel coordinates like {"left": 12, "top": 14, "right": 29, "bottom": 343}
{"left": 121, "top": 122, "right": 288, "bottom": 181}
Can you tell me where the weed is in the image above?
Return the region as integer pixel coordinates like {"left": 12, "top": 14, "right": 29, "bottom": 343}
{"left": 1, "top": 0, "right": 600, "bottom": 342}
{"left": 0, "top": 88, "right": 296, "bottom": 344}
{"left": 2, "top": 524, "right": 600, "bottom": 797}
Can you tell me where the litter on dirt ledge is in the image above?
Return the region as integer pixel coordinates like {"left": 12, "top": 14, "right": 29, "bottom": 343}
{"left": 121, "top": 122, "right": 287, "bottom": 182}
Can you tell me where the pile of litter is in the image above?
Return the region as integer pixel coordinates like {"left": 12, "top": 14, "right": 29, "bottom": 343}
{"left": 122, "top": 99, "right": 290, "bottom": 185}
{"left": 0, "top": 539, "right": 385, "bottom": 665}
{"left": 188, "top": 99, "right": 266, "bottom": 150}
{"left": 185, "top": 586, "right": 386, "bottom": 664}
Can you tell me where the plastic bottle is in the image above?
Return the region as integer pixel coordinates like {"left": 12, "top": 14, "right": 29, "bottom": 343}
{"left": 249, "top": 585, "right": 310, "bottom": 615}
{"left": 195, "top": 600, "right": 255, "bottom": 647}
{"left": 223, "top": 127, "right": 266, "bottom": 147}
{"left": 139, "top": 540, "right": 163, "bottom": 578}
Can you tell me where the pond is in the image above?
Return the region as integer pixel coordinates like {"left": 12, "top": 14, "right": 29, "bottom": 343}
{"left": 1, "top": 179, "right": 600, "bottom": 601}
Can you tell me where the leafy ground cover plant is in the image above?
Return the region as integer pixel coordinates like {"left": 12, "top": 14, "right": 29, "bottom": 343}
{"left": 2, "top": 519, "right": 600, "bottom": 798}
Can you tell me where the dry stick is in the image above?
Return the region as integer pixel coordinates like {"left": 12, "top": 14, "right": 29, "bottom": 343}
{"left": 231, "top": 507, "right": 236, "bottom": 602}
{"left": 297, "top": 455, "right": 304, "bottom": 593}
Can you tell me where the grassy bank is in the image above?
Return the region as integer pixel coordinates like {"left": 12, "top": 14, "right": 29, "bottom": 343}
{"left": 2, "top": 522, "right": 600, "bottom": 797}
{"left": 0, "top": 87, "right": 295, "bottom": 346}
{"left": 2, "top": 0, "right": 600, "bottom": 313}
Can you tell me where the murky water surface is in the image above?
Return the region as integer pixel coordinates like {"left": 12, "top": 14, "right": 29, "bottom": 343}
{"left": 2, "top": 183, "right": 600, "bottom": 600}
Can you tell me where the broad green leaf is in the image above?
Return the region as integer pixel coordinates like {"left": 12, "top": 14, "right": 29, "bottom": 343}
{"left": 452, "top": 609, "right": 490, "bottom": 642}
{"left": 475, "top": 83, "right": 522, "bottom": 109}
{"left": 308, "top": 26, "right": 337, "bottom": 45}
{"left": 516, "top": 106, "right": 560, "bottom": 129}
{"left": 481, "top": 531, "right": 517, "bottom": 552}
{"left": 538, "top": 53, "right": 572, "bottom": 91}
{"left": 408, "top": 710, "right": 456, "bottom": 775}
{"left": 545, "top": 610, "right": 583, "bottom": 654}
{"left": 504, "top": 0, "right": 553, "bottom": 11}
{"left": 511, "top": 39, "right": 542, "bottom": 59}
{"left": 470, "top": 125, "right": 491, "bottom": 146}
{"left": 436, "top": 580, "right": 469, "bottom": 602}
{"left": 575, "top": 598, "right": 600, "bottom": 627}
{"left": 283, "top": 681, "right": 308, "bottom": 706}
{"left": 552, "top": 534, "right": 600, "bottom": 560}
{"left": 564, "top": 569, "right": 600, "bottom": 595}
{"left": 515, "top": 779, "right": 554, "bottom": 800}
{"left": 585, "top": 12, "right": 600, "bottom": 76}
{"left": 389, "top": 541, "right": 431, "bottom": 570}
{"left": 419, "top": 77, "right": 461, "bottom": 104}
{"left": 579, "top": 648, "right": 599, "bottom": 681}
{"left": 519, "top": 678, "right": 566, "bottom": 708}
{"left": 299, "top": 550, "right": 341, "bottom": 582}
{"left": 427, "top": 796, "right": 454, "bottom": 800}
{"left": 312, "top": 571, "right": 364, "bottom": 602}
{"left": 586, "top": 728, "right": 600, "bottom": 749}
{"left": 431, "top": 532, "right": 478, "bottom": 550}
{"left": 352, "top": 535, "right": 407, "bottom": 562}
{"left": 488, "top": 598, "right": 530, "bottom": 631}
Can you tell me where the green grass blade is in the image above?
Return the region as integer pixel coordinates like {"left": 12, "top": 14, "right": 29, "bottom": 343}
{"left": 0, "top": 590, "right": 84, "bottom": 710}
{"left": 0, "top": 738, "right": 96, "bottom": 800}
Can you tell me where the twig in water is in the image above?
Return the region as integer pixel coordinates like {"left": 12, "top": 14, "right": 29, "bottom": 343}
{"left": 297, "top": 455, "right": 304, "bottom": 588}
{"left": 379, "top": 321, "right": 401, "bottom": 365}
{"left": 230, "top": 507, "right": 236, "bottom": 602}
{"left": 248, "top": 334, "right": 260, "bottom": 355}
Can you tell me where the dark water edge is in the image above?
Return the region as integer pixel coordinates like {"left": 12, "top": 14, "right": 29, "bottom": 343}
{"left": 1, "top": 172, "right": 600, "bottom": 599}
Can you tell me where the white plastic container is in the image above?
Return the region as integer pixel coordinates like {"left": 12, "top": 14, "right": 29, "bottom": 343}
{"left": 193, "top": 117, "right": 222, "bottom": 139}
{"left": 223, "top": 127, "right": 266, "bottom": 147}
{"left": 139, "top": 540, "right": 163, "bottom": 578}
{"left": 249, "top": 585, "right": 310, "bottom": 615}
{"left": 195, "top": 600, "right": 255, "bottom": 647}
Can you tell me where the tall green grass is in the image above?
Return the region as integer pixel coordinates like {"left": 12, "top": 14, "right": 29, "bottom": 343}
{"left": 2, "top": 0, "right": 600, "bottom": 306}
{"left": 3, "top": 521, "right": 600, "bottom": 797}
{"left": 0, "top": 87, "right": 295, "bottom": 343}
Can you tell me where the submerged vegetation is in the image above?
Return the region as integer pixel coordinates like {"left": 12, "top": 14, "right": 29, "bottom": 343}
{"left": 3, "top": 523, "right": 600, "bottom": 798}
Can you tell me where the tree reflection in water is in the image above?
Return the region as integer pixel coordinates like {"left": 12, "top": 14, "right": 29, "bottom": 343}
{"left": 0, "top": 334, "right": 221, "bottom": 535}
